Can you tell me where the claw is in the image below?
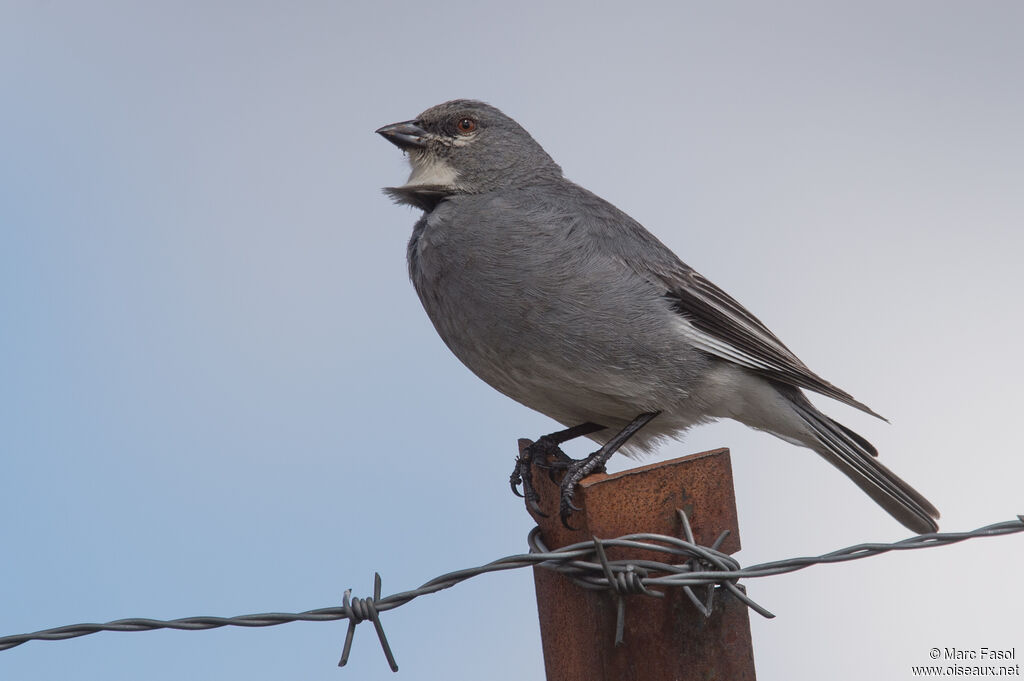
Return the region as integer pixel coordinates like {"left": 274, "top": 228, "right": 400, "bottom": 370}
{"left": 558, "top": 476, "right": 585, "bottom": 528}
{"left": 559, "top": 507, "right": 579, "bottom": 530}
{"left": 510, "top": 465, "right": 525, "bottom": 497}
{"left": 510, "top": 444, "right": 547, "bottom": 514}
{"left": 527, "top": 494, "right": 548, "bottom": 517}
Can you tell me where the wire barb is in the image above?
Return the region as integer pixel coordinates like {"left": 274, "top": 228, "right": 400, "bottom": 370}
{"left": 0, "top": 516, "right": 1021, "bottom": 670}
{"left": 592, "top": 536, "right": 658, "bottom": 646}
{"left": 338, "top": 573, "right": 397, "bottom": 671}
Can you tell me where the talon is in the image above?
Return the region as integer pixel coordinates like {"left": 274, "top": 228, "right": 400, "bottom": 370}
{"left": 557, "top": 477, "right": 585, "bottom": 528}
{"left": 510, "top": 468, "right": 524, "bottom": 497}
{"left": 527, "top": 495, "right": 548, "bottom": 517}
{"left": 510, "top": 446, "right": 545, "bottom": 512}
{"left": 559, "top": 510, "right": 578, "bottom": 530}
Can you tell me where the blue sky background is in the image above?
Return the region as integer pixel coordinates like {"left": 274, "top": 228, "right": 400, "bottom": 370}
{"left": 2, "top": 2, "right": 1022, "bottom": 680}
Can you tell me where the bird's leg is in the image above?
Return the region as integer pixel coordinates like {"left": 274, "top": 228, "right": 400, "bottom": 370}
{"left": 559, "top": 412, "right": 660, "bottom": 528}
{"left": 511, "top": 422, "right": 606, "bottom": 516}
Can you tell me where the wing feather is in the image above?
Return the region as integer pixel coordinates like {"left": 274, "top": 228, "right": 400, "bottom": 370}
{"left": 564, "top": 180, "right": 883, "bottom": 419}
{"left": 662, "top": 268, "right": 885, "bottom": 419}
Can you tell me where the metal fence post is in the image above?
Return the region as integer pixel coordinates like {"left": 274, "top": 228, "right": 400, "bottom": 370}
{"left": 525, "top": 445, "right": 757, "bottom": 681}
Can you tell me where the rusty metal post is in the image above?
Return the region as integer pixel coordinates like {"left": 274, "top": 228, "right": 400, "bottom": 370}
{"left": 525, "top": 445, "right": 756, "bottom": 681}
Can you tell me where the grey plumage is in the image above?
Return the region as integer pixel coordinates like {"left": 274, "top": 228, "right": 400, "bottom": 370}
{"left": 377, "top": 99, "right": 940, "bottom": 534}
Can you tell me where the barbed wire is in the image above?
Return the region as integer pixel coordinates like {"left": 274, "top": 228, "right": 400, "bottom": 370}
{"left": 1, "top": 514, "right": 1021, "bottom": 672}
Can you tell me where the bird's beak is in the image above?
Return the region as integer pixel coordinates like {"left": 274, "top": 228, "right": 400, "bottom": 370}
{"left": 375, "top": 119, "right": 428, "bottom": 150}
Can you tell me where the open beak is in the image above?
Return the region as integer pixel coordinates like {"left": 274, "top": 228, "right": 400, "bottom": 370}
{"left": 375, "top": 119, "right": 428, "bottom": 150}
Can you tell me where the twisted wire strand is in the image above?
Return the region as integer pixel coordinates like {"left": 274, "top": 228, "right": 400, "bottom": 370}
{"left": 1, "top": 516, "right": 1020, "bottom": 670}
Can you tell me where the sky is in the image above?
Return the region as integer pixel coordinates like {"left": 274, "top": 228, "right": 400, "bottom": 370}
{"left": 1, "top": 2, "right": 1022, "bottom": 680}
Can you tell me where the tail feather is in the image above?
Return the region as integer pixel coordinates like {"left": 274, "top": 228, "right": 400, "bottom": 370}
{"left": 831, "top": 419, "right": 878, "bottom": 457}
{"left": 790, "top": 398, "right": 939, "bottom": 534}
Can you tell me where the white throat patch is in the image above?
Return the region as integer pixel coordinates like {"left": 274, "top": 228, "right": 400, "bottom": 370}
{"left": 403, "top": 152, "right": 460, "bottom": 189}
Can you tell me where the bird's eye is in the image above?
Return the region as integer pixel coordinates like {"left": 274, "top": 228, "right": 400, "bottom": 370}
{"left": 456, "top": 117, "right": 477, "bottom": 134}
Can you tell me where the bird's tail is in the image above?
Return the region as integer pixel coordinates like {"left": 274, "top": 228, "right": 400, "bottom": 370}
{"left": 789, "top": 394, "right": 940, "bottom": 534}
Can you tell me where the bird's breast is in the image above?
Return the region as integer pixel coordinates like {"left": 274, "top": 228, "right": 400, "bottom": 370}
{"left": 406, "top": 203, "right": 710, "bottom": 425}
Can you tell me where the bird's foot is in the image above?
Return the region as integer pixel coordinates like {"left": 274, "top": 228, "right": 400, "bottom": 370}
{"left": 511, "top": 422, "right": 607, "bottom": 517}
{"left": 511, "top": 436, "right": 572, "bottom": 517}
{"left": 554, "top": 412, "right": 662, "bottom": 529}
{"left": 556, "top": 451, "right": 610, "bottom": 529}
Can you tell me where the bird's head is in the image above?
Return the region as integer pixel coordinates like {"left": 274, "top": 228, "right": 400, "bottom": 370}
{"left": 376, "top": 100, "right": 561, "bottom": 209}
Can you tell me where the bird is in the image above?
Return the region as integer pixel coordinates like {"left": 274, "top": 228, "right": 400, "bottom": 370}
{"left": 376, "top": 99, "right": 940, "bottom": 534}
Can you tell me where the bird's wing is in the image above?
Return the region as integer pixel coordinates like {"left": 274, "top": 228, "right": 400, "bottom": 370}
{"left": 551, "top": 181, "right": 882, "bottom": 419}
{"left": 593, "top": 208, "right": 883, "bottom": 420}
{"left": 655, "top": 265, "right": 883, "bottom": 419}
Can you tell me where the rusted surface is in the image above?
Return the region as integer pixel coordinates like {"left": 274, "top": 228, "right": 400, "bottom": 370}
{"left": 526, "top": 443, "right": 756, "bottom": 681}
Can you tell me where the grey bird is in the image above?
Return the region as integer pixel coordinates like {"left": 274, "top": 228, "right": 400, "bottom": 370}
{"left": 376, "top": 99, "right": 940, "bottom": 534}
